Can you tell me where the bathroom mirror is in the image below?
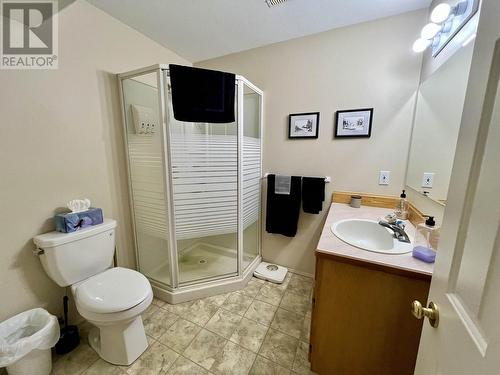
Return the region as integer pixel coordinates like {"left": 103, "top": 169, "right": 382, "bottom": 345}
{"left": 406, "top": 42, "right": 474, "bottom": 206}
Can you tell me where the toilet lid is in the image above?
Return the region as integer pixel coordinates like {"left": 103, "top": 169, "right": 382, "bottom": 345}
{"left": 74, "top": 267, "right": 151, "bottom": 314}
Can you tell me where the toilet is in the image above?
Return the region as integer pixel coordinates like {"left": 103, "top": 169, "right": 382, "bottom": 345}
{"left": 33, "top": 219, "right": 152, "bottom": 366}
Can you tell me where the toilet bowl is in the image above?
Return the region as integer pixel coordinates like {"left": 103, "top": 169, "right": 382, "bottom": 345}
{"left": 33, "top": 219, "right": 153, "bottom": 366}
{"left": 72, "top": 267, "right": 153, "bottom": 365}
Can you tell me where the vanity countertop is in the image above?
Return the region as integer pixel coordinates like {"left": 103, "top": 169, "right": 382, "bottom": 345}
{"left": 317, "top": 203, "right": 434, "bottom": 277}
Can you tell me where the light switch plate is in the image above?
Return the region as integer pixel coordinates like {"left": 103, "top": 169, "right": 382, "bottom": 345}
{"left": 422, "top": 172, "right": 435, "bottom": 187}
{"left": 379, "top": 170, "right": 390, "bottom": 185}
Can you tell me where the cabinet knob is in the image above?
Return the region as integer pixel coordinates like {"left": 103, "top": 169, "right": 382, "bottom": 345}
{"left": 411, "top": 300, "right": 439, "bottom": 328}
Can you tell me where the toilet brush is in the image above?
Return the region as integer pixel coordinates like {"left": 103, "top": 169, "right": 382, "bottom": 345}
{"left": 55, "top": 296, "right": 80, "bottom": 354}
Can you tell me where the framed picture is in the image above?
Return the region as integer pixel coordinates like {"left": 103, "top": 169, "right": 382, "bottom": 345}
{"left": 288, "top": 112, "right": 320, "bottom": 139}
{"left": 335, "top": 108, "right": 373, "bottom": 138}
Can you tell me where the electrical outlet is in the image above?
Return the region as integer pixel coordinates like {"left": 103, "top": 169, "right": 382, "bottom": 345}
{"left": 422, "top": 172, "right": 435, "bottom": 188}
{"left": 379, "top": 171, "right": 390, "bottom": 185}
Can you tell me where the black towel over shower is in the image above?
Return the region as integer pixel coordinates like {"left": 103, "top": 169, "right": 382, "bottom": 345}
{"left": 302, "top": 177, "right": 325, "bottom": 214}
{"left": 266, "top": 174, "right": 302, "bottom": 237}
{"left": 169, "top": 64, "right": 236, "bottom": 123}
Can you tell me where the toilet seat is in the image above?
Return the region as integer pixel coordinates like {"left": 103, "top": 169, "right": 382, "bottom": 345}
{"left": 73, "top": 267, "right": 151, "bottom": 314}
{"left": 76, "top": 293, "right": 153, "bottom": 325}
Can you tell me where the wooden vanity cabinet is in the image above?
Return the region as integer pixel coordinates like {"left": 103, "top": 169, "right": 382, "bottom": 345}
{"left": 310, "top": 252, "right": 431, "bottom": 375}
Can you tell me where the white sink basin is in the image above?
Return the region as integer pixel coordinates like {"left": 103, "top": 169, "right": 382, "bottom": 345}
{"left": 331, "top": 219, "right": 412, "bottom": 254}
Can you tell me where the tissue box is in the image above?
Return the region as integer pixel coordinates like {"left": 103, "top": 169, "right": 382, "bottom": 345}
{"left": 54, "top": 208, "right": 103, "bottom": 233}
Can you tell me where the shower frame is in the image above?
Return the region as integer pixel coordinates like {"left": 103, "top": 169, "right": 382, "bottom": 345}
{"left": 118, "top": 64, "right": 263, "bottom": 303}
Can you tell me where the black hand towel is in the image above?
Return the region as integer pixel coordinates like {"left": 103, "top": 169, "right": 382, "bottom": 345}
{"left": 266, "top": 174, "right": 302, "bottom": 237}
{"left": 302, "top": 177, "right": 325, "bottom": 214}
{"left": 169, "top": 64, "right": 235, "bottom": 123}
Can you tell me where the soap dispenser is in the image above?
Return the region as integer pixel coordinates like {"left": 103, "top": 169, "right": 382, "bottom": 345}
{"left": 412, "top": 216, "right": 440, "bottom": 263}
{"left": 395, "top": 189, "right": 409, "bottom": 220}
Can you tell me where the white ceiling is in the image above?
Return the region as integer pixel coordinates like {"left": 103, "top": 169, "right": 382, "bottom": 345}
{"left": 87, "top": 0, "right": 431, "bottom": 62}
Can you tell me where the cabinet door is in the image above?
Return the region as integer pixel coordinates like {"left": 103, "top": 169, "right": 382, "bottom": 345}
{"left": 310, "top": 255, "right": 430, "bottom": 375}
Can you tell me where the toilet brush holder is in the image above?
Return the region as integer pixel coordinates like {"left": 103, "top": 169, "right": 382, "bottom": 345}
{"left": 55, "top": 296, "right": 80, "bottom": 355}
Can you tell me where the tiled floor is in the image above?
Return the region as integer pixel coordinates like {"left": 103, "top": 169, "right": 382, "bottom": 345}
{"left": 48, "top": 272, "right": 315, "bottom": 375}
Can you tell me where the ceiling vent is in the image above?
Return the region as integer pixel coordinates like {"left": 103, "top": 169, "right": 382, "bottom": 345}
{"left": 265, "top": 0, "right": 288, "bottom": 8}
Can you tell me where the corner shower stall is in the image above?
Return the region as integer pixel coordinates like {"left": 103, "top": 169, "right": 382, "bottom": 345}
{"left": 118, "top": 65, "right": 263, "bottom": 303}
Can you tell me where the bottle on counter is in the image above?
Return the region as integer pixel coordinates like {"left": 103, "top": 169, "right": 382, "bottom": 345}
{"left": 395, "top": 189, "right": 409, "bottom": 220}
{"left": 412, "top": 216, "right": 440, "bottom": 263}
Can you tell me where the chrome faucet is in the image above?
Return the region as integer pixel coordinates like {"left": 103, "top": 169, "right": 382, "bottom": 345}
{"left": 378, "top": 220, "right": 411, "bottom": 243}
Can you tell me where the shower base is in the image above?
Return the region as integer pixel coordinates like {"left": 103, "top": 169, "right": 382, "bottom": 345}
{"left": 147, "top": 242, "right": 260, "bottom": 304}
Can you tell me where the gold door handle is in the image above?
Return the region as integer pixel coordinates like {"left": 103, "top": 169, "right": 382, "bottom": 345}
{"left": 411, "top": 300, "right": 439, "bottom": 328}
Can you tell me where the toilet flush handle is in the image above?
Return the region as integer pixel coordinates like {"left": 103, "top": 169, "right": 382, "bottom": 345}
{"left": 33, "top": 246, "right": 45, "bottom": 256}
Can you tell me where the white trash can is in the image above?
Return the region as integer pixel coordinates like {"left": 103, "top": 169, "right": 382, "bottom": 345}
{"left": 0, "top": 308, "right": 60, "bottom": 375}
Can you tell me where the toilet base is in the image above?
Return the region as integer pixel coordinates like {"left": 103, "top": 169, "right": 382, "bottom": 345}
{"left": 88, "top": 316, "right": 148, "bottom": 366}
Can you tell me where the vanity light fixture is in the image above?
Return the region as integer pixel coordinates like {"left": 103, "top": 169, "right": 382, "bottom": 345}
{"left": 412, "top": 1, "right": 472, "bottom": 54}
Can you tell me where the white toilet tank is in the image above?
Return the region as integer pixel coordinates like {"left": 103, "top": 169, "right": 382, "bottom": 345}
{"left": 33, "top": 219, "right": 117, "bottom": 287}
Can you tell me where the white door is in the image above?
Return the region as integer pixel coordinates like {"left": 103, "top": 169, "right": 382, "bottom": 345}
{"left": 414, "top": 1, "right": 500, "bottom": 373}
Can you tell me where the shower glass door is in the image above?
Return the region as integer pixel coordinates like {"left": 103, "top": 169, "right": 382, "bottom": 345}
{"left": 121, "top": 71, "right": 172, "bottom": 287}
{"left": 242, "top": 82, "right": 262, "bottom": 270}
{"left": 167, "top": 73, "right": 238, "bottom": 284}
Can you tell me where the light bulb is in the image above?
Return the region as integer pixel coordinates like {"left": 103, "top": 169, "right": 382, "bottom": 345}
{"left": 421, "top": 23, "right": 442, "bottom": 39}
{"left": 413, "top": 38, "right": 431, "bottom": 53}
{"left": 431, "top": 3, "right": 452, "bottom": 23}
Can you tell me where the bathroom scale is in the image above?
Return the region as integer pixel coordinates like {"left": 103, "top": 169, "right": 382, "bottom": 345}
{"left": 253, "top": 262, "right": 288, "bottom": 284}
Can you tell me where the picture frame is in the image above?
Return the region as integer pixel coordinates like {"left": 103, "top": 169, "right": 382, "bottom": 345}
{"left": 288, "top": 112, "right": 320, "bottom": 139}
{"left": 334, "top": 108, "right": 373, "bottom": 138}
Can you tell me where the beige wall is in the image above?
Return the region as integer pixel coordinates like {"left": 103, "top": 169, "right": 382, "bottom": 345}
{"left": 0, "top": 0, "right": 190, "bottom": 321}
{"left": 197, "top": 10, "right": 425, "bottom": 274}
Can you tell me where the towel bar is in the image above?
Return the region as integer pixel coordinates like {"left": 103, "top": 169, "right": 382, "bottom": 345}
{"left": 263, "top": 173, "right": 331, "bottom": 183}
